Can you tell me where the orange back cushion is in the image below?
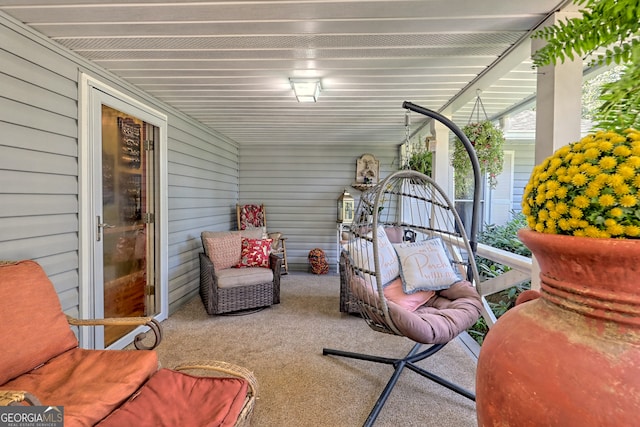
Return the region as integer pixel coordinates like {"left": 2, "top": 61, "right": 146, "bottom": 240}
{"left": 0, "top": 260, "right": 78, "bottom": 385}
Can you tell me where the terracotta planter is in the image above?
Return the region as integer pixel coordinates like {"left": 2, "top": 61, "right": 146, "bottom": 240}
{"left": 476, "top": 229, "right": 640, "bottom": 427}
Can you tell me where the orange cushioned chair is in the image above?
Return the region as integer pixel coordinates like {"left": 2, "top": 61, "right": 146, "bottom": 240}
{"left": 0, "top": 260, "right": 257, "bottom": 427}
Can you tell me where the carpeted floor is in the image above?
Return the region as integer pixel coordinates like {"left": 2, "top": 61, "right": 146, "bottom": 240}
{"left": 156, "top": 272, "right": 478, "bottom": 427}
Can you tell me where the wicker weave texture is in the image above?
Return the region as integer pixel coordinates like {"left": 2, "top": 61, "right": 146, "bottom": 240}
{"left": 339, "top": 251, "right": 361, "bottom": 314}
{"left": 199, "top": 253, "right": 280, "bottom": 315}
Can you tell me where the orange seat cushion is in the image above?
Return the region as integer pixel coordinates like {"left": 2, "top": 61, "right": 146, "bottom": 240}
{"left": 97, "top": 368, "right": 249, "bottom": 427}
{"left": 1, "top": 348, "right": 158, "bottom": 427}
{"left": 0, "top": 260, "right": 79, "bottom": 385}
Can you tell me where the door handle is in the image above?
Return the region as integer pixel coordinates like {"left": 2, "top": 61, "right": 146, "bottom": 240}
{"left": 96, "top": 216, "right": 116, "bottom": 241}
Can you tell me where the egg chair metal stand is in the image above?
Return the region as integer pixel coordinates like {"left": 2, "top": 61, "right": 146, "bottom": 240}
{"left": 322, "top": 102, "right": 484, "bottom": 427}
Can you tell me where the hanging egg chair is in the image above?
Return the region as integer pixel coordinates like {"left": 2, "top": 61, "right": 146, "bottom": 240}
{"left": 323, "top": 102, "right": 484, "bottom": 426}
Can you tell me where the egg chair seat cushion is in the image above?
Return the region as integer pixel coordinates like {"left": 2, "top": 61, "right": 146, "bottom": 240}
{"left": 350, "top": 277, "right": 482, "bottom": 345}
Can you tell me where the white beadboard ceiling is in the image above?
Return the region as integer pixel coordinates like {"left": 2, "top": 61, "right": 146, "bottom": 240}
{"left": 0, "top": 0, "right": 574, "bottom": 146}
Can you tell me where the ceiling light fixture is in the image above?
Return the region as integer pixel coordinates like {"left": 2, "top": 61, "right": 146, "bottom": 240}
{"left": 289, "top": 78, "right": 321, "bottom": 103}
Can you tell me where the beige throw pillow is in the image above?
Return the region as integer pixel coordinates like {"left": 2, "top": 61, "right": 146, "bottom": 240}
{"left": 204, "top": 233, "right": 241, "bottom": 270}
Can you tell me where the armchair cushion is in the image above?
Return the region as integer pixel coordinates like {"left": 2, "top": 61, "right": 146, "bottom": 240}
{"left": 0, "top": 260, "right": 78, "bottom": 385}
{"left": 218, "top": 266, "right": 274, "bottom": 288}
{"left": 1, "top": 347, "right": 158, "bottom": 427}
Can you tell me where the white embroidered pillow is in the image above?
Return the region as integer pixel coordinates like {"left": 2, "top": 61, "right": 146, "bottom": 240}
{"left": 346, "top": 225, "right": 400, "bottom": 286}
{"left": 393, "top": 238, "right": 461, "bottom": 292}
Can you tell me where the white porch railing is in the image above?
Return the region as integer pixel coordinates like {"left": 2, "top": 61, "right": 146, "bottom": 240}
{"left": 475, "top": 242, "right": 532, "bottom": 328}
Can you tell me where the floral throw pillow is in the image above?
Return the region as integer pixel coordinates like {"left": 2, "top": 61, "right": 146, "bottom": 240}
{"left": 239, "top": 205, "right": 264, "bottom": 230}
{"left": 235, "top": 238, "right": 273, "bottom": 268}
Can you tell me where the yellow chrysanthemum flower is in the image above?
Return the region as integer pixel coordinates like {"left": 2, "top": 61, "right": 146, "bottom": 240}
{"left": 614, "top": 147, "right": 632, "bottom": 158}
{"left": 584, "top": 183, "right": 601, "bottom": 198}
{"left": 585, "top": 165, "right": 601, "bottom": 176}
{"left": 566, "top": 165, "right": 580, "bottom": 177}
{"left": 626, "top": 225, "right": 640, "bottom": 237}
{"left": 617, "top": 165, "right": 635, "bottom": 179}
{"left": 583, "top": 148, "right": 600, "bottom": 160}
{"left": 598, "top": 140, "right": 613, "bottom": 152}
{"left": 599, "top": 156, "right": 618, "bottom": 170}
{"left": 571, "top": 173, "right": 588, "bottom": 186}
{"left": 557, "top": 145, "right": 572, "bottom": 156}
{"left": 584, "top": 226, "right": 602, "bottom": 238}
{"left": 569, "top": 207, "right": 583, "bottom": 219}
{"left": 613, "top": 184, "right": 631, "bottom": 195}
{"left": 572, "top": 196, "right": 590, "bottom": 208}
{"left": 625, "top": 156, "right": 640, "bottom": 168}
{"left": 607, "top": 174, "right": 625, "bottom": 187}
{"left": 568, "top": 218, "right": 581, "bottom": 228}
{"left": 609, "top": 207, "right": 624, "bottom": 218}
{"left": 555, "top": 186, "right": 568, "bottom": 199}
{"left": 620, "top": 194, "right": 637, "bottom": 207}
{"left": 546, "top": 180, "right": 560, "bottom": 191}
{"left": 549, "top": 157, "right": 563, "bottom": 169}
{"left": 594, "top": 174, "right": 610, "bottom": 185}
{"left": 598, "top": 194, "right": 616, "bottom": 207}
{"left": 555, "top": 202, "right": 569, "bottom": 214}
{"left": 608, "top": 224, "right": 625, "bottom": 236}
{"left": 570, "top": 153, "right": 585, "bottom": 165}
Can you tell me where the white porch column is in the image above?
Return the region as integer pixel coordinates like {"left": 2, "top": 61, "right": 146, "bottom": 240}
{"left": 430, "top": 109, "right": 455, "bottom": 203}
{"left": 533, "top": 11, "right": 583, "bottom": 163}
{"left": 530, "top": 11, "right": 583, "bottom": 289}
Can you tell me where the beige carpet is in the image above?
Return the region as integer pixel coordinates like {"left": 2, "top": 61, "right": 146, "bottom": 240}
{"left": 156, "top": 272, "right": 478, "bottom": 427}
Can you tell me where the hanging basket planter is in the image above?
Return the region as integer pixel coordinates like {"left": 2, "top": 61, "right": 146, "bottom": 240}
{"left": 451, "top": 94, "right": 506, "bottom": 198}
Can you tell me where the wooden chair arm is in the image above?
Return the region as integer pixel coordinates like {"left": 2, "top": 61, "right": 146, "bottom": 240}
{"left": 66, "top": 315, "right": 163, "bottom": 350}
{"left": 0, "top": 390, "right": 42, "bottom": 406}
{"left": 173, "top": 361, "right": 257, "bottom": 427}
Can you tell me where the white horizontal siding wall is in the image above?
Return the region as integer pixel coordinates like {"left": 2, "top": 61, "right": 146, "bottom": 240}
{"left": 0, "top": 19, "right": 82, "bottom": 311}
{"left": 239, "top": 144, "right": 399, "bottom": 272}
{"left": 503, "top": 138, "right": 535, "bottom": 214}
{"left": 0, "top": 12, "right": 238, "bottom": 315}
{"left": 166, "top": 117, "right": 239, "bottom": 311}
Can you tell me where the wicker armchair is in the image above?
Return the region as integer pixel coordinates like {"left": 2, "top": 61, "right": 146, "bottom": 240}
{"left": 200, "top": 230, "right": 282, "bottom": 315}
{"left": 199, "top": 253, "right": 281, "bottom": 314}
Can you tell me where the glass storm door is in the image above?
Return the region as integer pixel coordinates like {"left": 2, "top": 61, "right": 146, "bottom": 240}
{"left": 99, "top": 104, "right": 158, "bottom": 347}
